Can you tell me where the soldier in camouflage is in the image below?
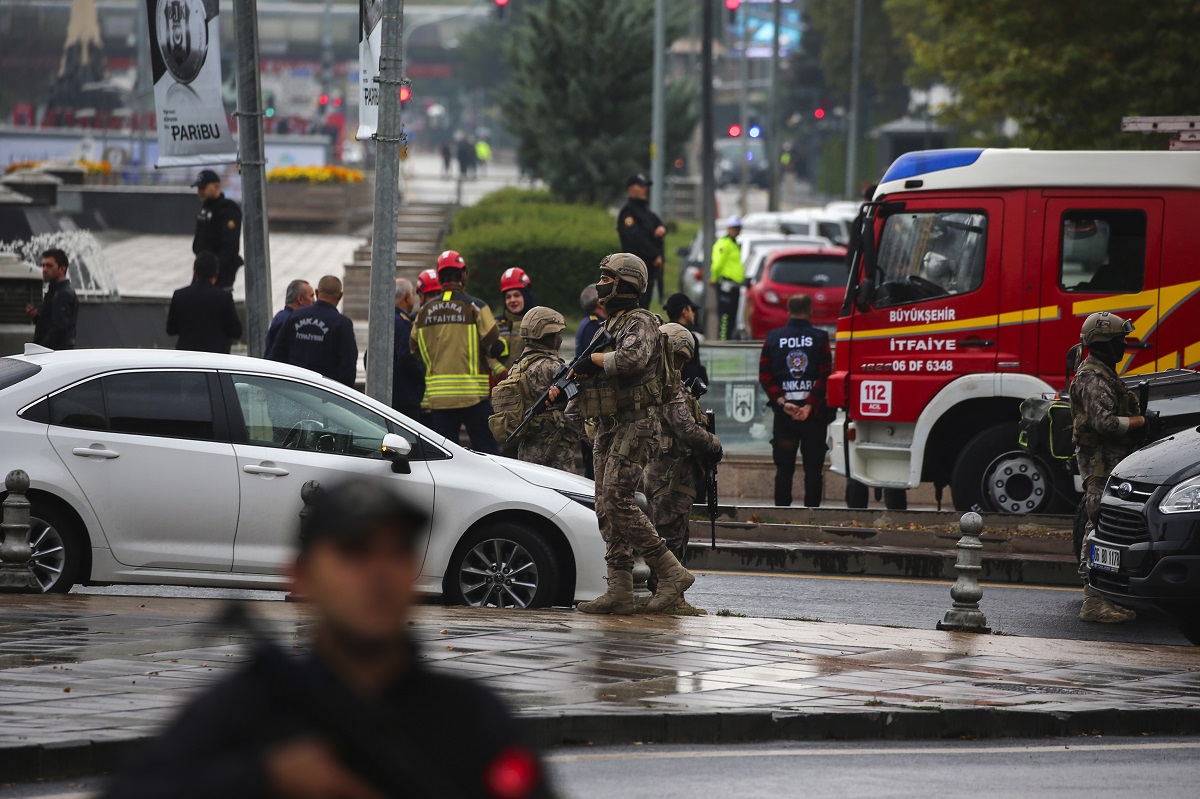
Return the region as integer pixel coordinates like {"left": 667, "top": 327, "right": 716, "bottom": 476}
{"left": 508, "top": 307, "right": 582, "bottom": 473}
{"left": 553, "top": 253, "right": 694, "bottom": 615}
{"left": 644, "top": 323, "right": 722, "bottom": 613}
{"left": 1070, "top": 311, "right": 1156, "bottom": 624}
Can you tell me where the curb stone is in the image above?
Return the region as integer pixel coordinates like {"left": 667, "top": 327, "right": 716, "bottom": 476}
{"left": 6, "top": 707, "right": 1200, "bottom": 781}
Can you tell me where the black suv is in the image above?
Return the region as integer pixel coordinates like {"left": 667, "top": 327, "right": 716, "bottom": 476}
{"left": 1089, "top": 425, "right": 1200, "bottom": 644}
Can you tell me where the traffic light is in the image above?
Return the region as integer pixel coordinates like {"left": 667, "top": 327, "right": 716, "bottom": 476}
{"left": 813, "top": 107, "right": 826, "bottom": 120}
{"left": 399, "top": 85, "right": 412, "bottom": 107}
{"left": 494, "top": 0, "right": 509, "bottom": 20}
{"left": 725, "top": 0, "right": 740, "bottom": 24}
{"left": 318, "top": 93, "right": 329, "bottom": 107}
{"left": 727, "top": 123, "right": 742, "bottom": 138}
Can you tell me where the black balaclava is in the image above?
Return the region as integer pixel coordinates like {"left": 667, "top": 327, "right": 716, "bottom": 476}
{"left": 597, "top": 279, "right": 640, "bottom": 312}
{"left": 1090, "top": 337, "right": 1127, "bottom": 368}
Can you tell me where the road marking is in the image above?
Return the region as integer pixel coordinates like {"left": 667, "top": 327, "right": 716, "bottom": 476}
{"left": 547, "top": 740, "right": 1200, "bottom": 763}
{"left": 692, "top": 570, "right": 1080, "bottom": 592}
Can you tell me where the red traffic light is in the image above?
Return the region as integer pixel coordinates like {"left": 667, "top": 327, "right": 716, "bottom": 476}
{"left": 399, "top": 86, "right": 412, "bottom": 103}
{"left": 727, "top": 123, "right": 742, "bottom": 137}
{"left": 813, "top": 108, "right": 826, "bottom": 120}
{"left": 318, "top": 93, "right": 329, "bottom": 106}
{"left": 494, "top": 0, "right": 510, "bottom": 5}
{"left": 725, "top": 0, "right": 740, "bottom": 9}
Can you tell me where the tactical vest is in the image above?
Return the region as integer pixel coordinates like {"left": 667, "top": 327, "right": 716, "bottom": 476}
{"left": 1071, "top": 360, "right": 1140, "bottom": 449}
{"left": 488, "top": 349, "right": 557, "bottom": 443}
{"left": 577, "top": 309, "right": 677, "bottom": 421}
{"left": 656, "top": 390, "right": 707, "bottom": 499}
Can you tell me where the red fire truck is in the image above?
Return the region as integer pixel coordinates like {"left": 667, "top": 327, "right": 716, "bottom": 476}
{"left": 828, "top": 148, "right": 1200, "bottom": 513}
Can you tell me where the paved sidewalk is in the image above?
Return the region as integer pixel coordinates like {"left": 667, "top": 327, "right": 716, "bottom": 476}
{"left": 0, "top": 595, "right": 1198, "bottom": 779}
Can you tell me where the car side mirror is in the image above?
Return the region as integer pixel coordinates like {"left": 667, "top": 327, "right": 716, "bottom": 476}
{"left": 676, "top": 246, "right": 689, "bottom": 257}
{"left": 381, "top": 433, "right": 412, "bottom": 474}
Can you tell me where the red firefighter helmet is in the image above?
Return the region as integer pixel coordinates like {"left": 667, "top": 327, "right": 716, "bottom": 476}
{"left": 416, "top": 268, "right": 440, "bottom": 296}
{"left": 436, "top": 250, "right": 466, "bottom": 275}
{"left": 500, "top": 267, "right": 532, "bottom": 293}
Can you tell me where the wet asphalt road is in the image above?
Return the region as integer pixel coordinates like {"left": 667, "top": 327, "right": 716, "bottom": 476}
{"left": 73, "top": 570, "right": 1192, "bottom": 647}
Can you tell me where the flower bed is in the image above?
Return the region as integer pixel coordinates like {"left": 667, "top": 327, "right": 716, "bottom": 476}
{"left": 266, "top": 165, "right": 365, "bottom": 184}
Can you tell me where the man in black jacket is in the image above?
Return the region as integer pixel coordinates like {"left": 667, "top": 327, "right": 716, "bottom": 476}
{"left": 25, "top": 248, "right": 77, "bottom": 350}
{"left": 376, "top": 277, "right": 425, "bottom": 420}
{"left": 616, "top": 174, "right": 666, "bottom": 309}
{"left": 167, "top": 253, "right": 244, "bottom": 353}
{"left": 663, "top": 292, "right": 708, "bottom": 386}
{"left": 100, "top": 478, "right": 555, "bottom": 799}
{"left": 270, "top": 275, "right": 358, "bottom": 386}
{"left": 191, "top": 169, "right": 244, "bottom": 289}
{"left": 266, "top": 279, "right": 315, "bottom": 357}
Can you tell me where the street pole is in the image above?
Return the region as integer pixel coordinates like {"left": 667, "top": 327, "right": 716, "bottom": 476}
{"left": 366, "top": 0, "right": 403, "bottom": 404}
{"left": 233, "top": 0, "right": 273, "bottom": 359}
{"left": 649, "top": 0, "right": 666, "bottom": 217}
{"left": 700, "top": 0, "right": 717, "bottom": 339}
{"left": 737, "top": 10, "right": 749, "bottom": 216}
{"left": 134, "top": 0, "right": 151, "bottom": 181}
{"left": 845, "top": 0, "right": 864, "bottom": 199}
{"left": 766, "top": 0, "right": 782, "bottom": 211}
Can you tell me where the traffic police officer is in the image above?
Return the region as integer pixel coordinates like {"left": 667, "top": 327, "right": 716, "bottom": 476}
{"left": 1071, "top": 311, "right": 1157, "bottom": 624}
{"left": 190, "top": 169, "right": 244, "bottom": 290}
{"left": 710, "top": 215, "right": 745, "bottom": 340}
{"left": 645, "top": 323, "right": 722, "bottom": 613}
{"left": 557, "top": 253, "right": 693, "bottom": 615}
{"left": 496, "top": 267, "right": 534, "bottom": 370}
{"left": 269, "top": 275, "right": 358, "bottom": 387}
{"left": 758, "top": 293, "right": 832, "bottom": 507}
{"left": 411, "top": 251, "right": 502, "bottom": 455}
{"left": 616, "top": 174, "right": 666, "bottom": 309}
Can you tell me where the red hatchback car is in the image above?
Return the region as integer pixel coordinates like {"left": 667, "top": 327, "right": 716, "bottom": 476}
{"left": 744, "top": 246, "right": 849, "bottom": 340}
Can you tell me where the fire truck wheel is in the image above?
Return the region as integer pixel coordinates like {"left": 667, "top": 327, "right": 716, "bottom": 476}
{"left": 951, "top": 423, "right": 1065, "bottom": 514}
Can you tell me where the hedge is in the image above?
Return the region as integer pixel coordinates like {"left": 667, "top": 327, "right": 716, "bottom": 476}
{"left": 445, "top": 190, "right": 617, "bottom": 317}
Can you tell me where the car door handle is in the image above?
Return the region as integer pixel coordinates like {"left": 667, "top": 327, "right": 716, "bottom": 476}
{"left": 243, "top": 464, "right": 290, "bottom": 477}
{"left": 958, "top": 339, "right": 995, "bottom": 348}
{"left": 71, "top": 446, "right": 119, "bottom": 460}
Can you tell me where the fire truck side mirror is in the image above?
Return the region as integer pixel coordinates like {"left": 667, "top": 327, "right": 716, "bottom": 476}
{"left": 855, "top": 276, "right": 875, "bottom": 312}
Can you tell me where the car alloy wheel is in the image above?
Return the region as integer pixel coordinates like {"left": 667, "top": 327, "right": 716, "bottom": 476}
{"left": 458, "top": 537, "right": 540, "bottom": 609}
{"left": 27, "top": 518, "right": 67, "bottom": 593}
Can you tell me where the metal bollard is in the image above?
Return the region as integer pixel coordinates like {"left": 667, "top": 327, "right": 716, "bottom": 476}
{"left": 936, "top": 511, "right": 991, "bottom": 633}
{"left": 0, "top": 470, "right": 39, "bottom": 593}
{"left": 285, "top": 480, "right": 323, "bottom": 602}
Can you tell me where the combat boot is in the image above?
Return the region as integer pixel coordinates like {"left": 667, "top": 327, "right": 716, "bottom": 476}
{"left": 666, "top": 594, "right": 707, "bottom": 616}
{"left": 643, "top": 551, "right": 695, "bottom": 613}
{"left": 1079, "top": 585, "right": 1137, "bottom": 623}
{"left": 577, "top": 568, "right": 635, "bottom": 615}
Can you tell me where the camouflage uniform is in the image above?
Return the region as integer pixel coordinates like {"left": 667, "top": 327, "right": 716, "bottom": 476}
{"left": 1070, "top": 354, "right": 1141, "bottom": 551}
{"left": 512, "top": 348, "right": 582, "bottom": 473}
{"left": 648, "top": 385, "right": 719, "bottom": 558}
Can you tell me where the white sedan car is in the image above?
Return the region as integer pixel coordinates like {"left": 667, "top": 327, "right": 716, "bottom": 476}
{"left": 0, "top": 348, "right": 606, "bottom": 607}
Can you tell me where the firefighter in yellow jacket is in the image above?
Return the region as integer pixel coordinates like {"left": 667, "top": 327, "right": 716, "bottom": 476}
{"left": 412, "top": 250, "right": 503, "bottom": 454}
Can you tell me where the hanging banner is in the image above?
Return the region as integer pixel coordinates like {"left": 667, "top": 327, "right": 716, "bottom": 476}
{"left": 146, "top": 0, "right": 236, "bottom": 168}
{"left": 357, "top": 0, "right": 383, "bottom": 140}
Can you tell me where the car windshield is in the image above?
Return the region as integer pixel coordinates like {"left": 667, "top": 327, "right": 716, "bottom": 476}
{"left": 874, "top": 210, "right": 987, "bottom": 306}
{"left": 0, "top": 358, "right": 41, "bottom": 392}
{"left": 769, "top": 256, "right": 850, "bottom": 286}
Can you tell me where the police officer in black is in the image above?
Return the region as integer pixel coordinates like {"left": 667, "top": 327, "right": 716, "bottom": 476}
{"left": 191, "top": 169, "right": 244, "bottom": 290}
{"left": 758, "top": 293, "right": 832, "bottom": 507}
{"left": 100, "top": 478, "right": 555, "bottom": 799}
{"left": 616, "top": 174, "right": 666, "bottom": 309}
{"left": 270, "top": 275, "right": 358, "bottom": 387}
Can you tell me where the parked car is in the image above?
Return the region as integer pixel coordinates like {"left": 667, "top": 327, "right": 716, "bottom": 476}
{"left": 779, "top": 208, "right": 851, "bottom": 246}
{"left": 717, "top": 140, "right": 769, "bottom": 189}
{"left": 743, "top": 246, "right": 849, "bottom": 340}
{"left": 1084, "top": 372, "right": 1200, "bottom": 644}
{"left": 0, "top": 349, "right": 606, "bottom": 607}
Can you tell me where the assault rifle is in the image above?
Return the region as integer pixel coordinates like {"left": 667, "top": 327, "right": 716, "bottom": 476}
{"left": 704, "top": 409, "right": 718, "bottom": 548}
{"left": 509, "top": 327, "right": 615, "bottom": 442}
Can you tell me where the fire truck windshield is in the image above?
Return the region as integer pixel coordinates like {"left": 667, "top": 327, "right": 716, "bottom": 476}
{"left": 874, "top": 211, "right": 987, "bottom": 307}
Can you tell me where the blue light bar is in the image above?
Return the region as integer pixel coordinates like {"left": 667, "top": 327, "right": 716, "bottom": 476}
{"left": 880, "top": 148, "right": 985, "bottom": 184}
{"left": 748, "top": 125, "right": 762, "bottom": 138}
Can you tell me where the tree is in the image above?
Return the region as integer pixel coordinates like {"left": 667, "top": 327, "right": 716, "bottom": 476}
{"left": 500, "top": 0, "right": 697, "bottom": 204}
{"left": 805, "top": 0, "right": 911, "bottom": 122}
{"left": 886, "top": 0, "right": 1200, "bottom": 148}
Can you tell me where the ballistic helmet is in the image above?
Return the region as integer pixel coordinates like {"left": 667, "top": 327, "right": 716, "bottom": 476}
{"left": 520, "top": 306, "right": 566, "bottom": 340}
{"left": 599, "top": 252, "right": 648, "bottom": 293}
{"left": 1080, "top": 312, "right": 1133, "bottom": 347}
{"left": 660, "top": 322, "right": 696, "bottom": 360}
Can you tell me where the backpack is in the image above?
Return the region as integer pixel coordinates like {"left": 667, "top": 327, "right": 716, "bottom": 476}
{"left": 488, "top": 351, "right": 556, "bottom": 444}
{"left": 1018, "top": 394, "right": 1075, "bottom": 461}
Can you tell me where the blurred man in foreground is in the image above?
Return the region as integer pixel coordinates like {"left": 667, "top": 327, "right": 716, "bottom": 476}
{"left": 102, "top": 479, "right": 553, "bottom": 799}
